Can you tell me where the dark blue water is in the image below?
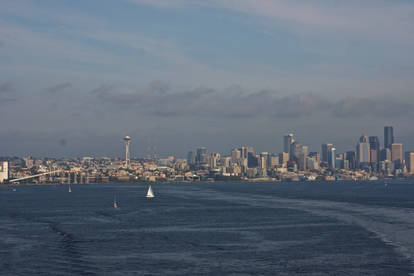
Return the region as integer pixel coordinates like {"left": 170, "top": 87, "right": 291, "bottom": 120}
{"left": 1, "top": 181, "right": 414, "bottom": 275}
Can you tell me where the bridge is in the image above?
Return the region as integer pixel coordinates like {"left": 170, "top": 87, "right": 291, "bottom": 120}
{"left": 9, "top": 168, "right": 92, "bottom": 184}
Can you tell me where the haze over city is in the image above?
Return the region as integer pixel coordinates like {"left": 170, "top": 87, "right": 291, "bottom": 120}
{"left": 1, "top": 0, "right": 414, "bottom": 157}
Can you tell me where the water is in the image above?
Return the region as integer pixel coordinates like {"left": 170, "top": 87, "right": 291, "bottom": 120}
{"left": 1, "top": 180, "right": 414, "bottom": 275}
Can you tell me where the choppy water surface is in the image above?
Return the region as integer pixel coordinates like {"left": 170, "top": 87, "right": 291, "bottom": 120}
{"left": 1, "top": 180, "right": 414, "bottom": 275}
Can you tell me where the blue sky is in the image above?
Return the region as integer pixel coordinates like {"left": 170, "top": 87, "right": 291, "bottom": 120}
{"left": 1, "top": 0, "right": 414, "bottom": 157}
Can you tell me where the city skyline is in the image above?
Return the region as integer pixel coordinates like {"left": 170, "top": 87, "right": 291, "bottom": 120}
{"left": 1, "top": 125, "right": 411, "bottom": 161}
{"left": 1, "top": 1, "right": 414, "bottom": 157}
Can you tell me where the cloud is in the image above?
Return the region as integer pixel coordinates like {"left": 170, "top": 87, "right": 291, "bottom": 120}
{"left": 46, "top": 82, "right": 72, "bottom": 94}
{"left": 0, "top": 81, "right": 15, "bottom": 94}
{"left": 93, "top": 82, "right": 329, "bottom": 119}
{"left": 129, "top": 0, "right": 414, "bottom": 44}
{"left": 0, "top": 81, "right": 16, "bottom": 104}
{"left": 333, "top": 96, "right": 414, "bottom": 118}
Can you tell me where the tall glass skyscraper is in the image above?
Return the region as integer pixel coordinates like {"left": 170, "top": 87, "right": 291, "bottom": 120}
{"left": 384, "top": 126, "right": 394, "bottom": 150}
{"left": 369, "top": 136, "right": 380, "bottom": 164}
{"left": 283, "top": 133, "right": 294, "bottom": 154}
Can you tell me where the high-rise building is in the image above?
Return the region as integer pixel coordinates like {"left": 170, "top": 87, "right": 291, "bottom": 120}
{"left": 279, "top": 152, "right": 289, "bottom": 167}
{"left": 328, "top": 147, "right": 336, "bottom": 169}
{"left": 357, "top": 136, "right": 370, "bottom": 166}
{"left": 231, "top": 148, "right": 241, "bottom": 163}
{"left": 270, "top": 155, "right": 279, "bottom": 168}
{"left": 322, "top": 143, "right": 333, "bottom": 162}
{"left": 309, "top": 152, "right": 321, "bottom": 164}
{"left": 247, "top": 152, "right": 258, "bottom": 168}
{"left": 405, "top": 152, "right": 414, "bottom": 174}
{"left": 209, "top": 153, "right": 221, "bottom": 169}
{"left": 259, "top": 152, "right": 269, "bottom": 169}
{"left": 0, "top": 161, "right": 8, "bottom": 183}
{"left": 369, "top": 136, "right": 380, "bottom": 164}
{"left": 239, "top": 147, "right": 248, "bottom": 160}
{"left": 187, "top": 151, "right": 195, "bottom": 165}
{"left": 380, "top": 148, "right": 391, "bottom": 162}
{"left": 283, "top": 133, "right": 294, "bottom": 154}
{"left": 384, "top": 126, "right": 394, "bottom": 150}
{"left": 196, "top": 147, "right": 208, "bottom": 166}
{"left": 345, "top": 151, "right": 356, "bottom": 170}
{"left": 391, "top": 143, "right": 403, "bottom": 167}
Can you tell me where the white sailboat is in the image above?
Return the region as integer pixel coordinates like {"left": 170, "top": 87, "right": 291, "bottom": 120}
{"left": 68, "top": 183, "right": 72, "bottom": 193}
{"left": 146, "top": 185, "right": 155, "bottom": 198}
{"left": 113, "top": 195, "right": 118, "bottom": 209}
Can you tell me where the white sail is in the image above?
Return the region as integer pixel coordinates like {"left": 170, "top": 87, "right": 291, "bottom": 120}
{"left": 113, "top": 196, "right": 118, "bottom": 208}
{"left": 68, "top": 183, "right": 72, "bottom": 193}
{"left": 146, "top": 185, "right": 155, "bottom": 198}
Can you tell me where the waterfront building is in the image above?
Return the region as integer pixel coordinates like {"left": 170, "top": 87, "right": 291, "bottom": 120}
{"left": 0, "top": 161, "right": 8, "bottom": 183}
{"left": 384, "top": 126, "right": 394, "bottom": 150}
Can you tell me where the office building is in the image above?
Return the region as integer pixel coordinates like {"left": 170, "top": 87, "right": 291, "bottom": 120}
{"left": 196, "top": 147, "right": 208, "bottom": 166}
{"left": 283, "top": 133, "right": 294, "bottom": 154}
{"left": 328, "top": 147, "right": 336, "bottom": 169}
{"left": 322, "top": 144, "right": 333, "bottom": 163}
{"left": 391, "top": 143, "right": 403, "bottom": 168}
{"left": 279, "top": 152, "right": 289, "bottom": 167}
{"left": 357, "top": 136, "right": 370, "bottom": 166}
{"left": 380, "top": 148, "right": 391, "bottom": 162}
{"left": 369, "top": 136, "right": 380, "bottom": 164}
{"left": 231, "top": 148, "right": 241, "bottom": 163}
{"left": 405, "top": 152, "right": 414, "bottom": 174}
{"left": 384, "top": 126, "right": 394, "bottom": 150}
{"left": 345, "top": 151, "right": 356, "bottom": 169}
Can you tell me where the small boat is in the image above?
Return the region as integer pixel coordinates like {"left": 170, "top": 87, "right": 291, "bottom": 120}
{"left": 146, "top": 185, "right": 155, "bottom": 198}
{"left": 68, "top": 183, "right": 72, "bottom": 193}
{"left": 113, "top": 195, "right": 118, "bottom": 209}
{"left": 12, "top": 188, "right": 16, "bottom": 192}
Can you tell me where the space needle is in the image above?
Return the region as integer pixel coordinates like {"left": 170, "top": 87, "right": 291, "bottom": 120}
{"left": 124, "top": 136, "right": 131, "bottom": 168}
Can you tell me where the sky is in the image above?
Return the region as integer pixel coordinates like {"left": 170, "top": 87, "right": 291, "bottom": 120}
{"left": 1, "top": 0, "right": 414, "bottom": 158}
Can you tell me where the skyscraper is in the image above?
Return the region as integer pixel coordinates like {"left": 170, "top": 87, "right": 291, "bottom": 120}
{"left": 196, "top": 147, "right": 207, "bottom": 166}
{"left": 357, "top": 135, "right": 370, "bottom": 166}
{"left": 380, "top": 148, "right": 391, "bottom": 162}
{"left": 391, "top": 143, "right": 403, "bottom": 168}
{"left": 187, "top": 151, "right": 195, "bottom": 165}
{"left": 384, "top": 126, "right": 394, "bottom": 150}
{"left": 345, "top": 151, "right": 356, "bottom": 169}
{"left": 369, "top": 136, "right": 380, "bottom": 164}
{"left": 405, "top": 152, "right": 414, "bottom": 174}
{"left": 328, "top": 147, "right": 336, "bottom": 169}
{"left": 283, "top": 133, "right": 294, "bottom": 154}
{"left": 322, "top": 143, "right": 333, "bottom": 163}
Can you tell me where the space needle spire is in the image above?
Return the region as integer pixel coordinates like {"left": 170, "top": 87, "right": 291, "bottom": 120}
{"left": 124, "top": 136, "right": 131, "bottom": 168}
